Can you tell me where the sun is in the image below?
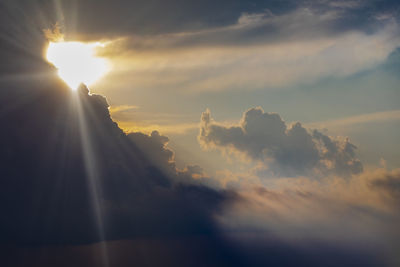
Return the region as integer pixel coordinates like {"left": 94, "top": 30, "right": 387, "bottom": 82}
{"left": 46, "top": 41, "right": 109, "bottom": 90}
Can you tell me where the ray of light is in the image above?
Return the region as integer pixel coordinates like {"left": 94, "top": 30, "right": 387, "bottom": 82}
{"left": 73, "top": 90, "right": 110, "bottom": 267}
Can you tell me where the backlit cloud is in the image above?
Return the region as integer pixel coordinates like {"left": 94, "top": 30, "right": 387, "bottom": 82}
{"left": 199, "top": 107, "right": 363, "bottom": 177}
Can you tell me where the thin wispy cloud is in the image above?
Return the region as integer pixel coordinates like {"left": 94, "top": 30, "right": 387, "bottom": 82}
{"left": 307, "top": 109, "right": 400, "bottom": 128}
{"left": 99, "top": 8, "right": 400, "bottom": 93}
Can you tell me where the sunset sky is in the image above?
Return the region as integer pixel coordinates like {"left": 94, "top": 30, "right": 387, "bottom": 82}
{"left": 0, "top": 0, "right": 399, "bottom": 266}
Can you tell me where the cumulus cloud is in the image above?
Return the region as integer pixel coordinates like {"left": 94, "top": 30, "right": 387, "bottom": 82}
{"left": 0, "top": 76, "right": 235, "bottom": 248}
{"left": 199, "top": 107, "right": 363, "bottom": 177}
{"left": 127, "top": 130, "right": 175, "bottom": 172}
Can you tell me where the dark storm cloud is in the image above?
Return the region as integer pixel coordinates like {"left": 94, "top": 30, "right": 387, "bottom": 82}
{"left": 106, "top": 4, "right": 400, "bottom": 53}
{"left": 57, "top": 0, "right": 400, "bottom": 39}
{"left": 104, "top": 8, "right": 343, "bottom": 52}
{"left": 199, "top": 107, "right": 363, "bottom": 177}
{"left": 0, "top": 0, "right": 296, "bottom": 41}
{"left": 127, "top": 131, "right": 175, "bottom": 173}
{"left": 50, "top": 0, "right": 300, "bottom": 37}
{"left": 0, "top": 77, "right": 236, "bottom": 246}
{"left": 127, "top": 131, "right": 218, "bottom": 187}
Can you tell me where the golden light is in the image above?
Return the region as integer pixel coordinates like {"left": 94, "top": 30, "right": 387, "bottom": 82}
{"left": 46, "top": 41, "right": 109, "bottom": 90}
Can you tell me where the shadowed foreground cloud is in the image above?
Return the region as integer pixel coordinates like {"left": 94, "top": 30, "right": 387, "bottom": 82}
{"left": 0, "top": 73, "right": 241, "bottom": 266}
{"left": 0, "top": 81, "right": 230, "bottom": 242}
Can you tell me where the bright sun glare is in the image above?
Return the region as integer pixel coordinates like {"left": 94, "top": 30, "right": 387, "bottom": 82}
{"left": 46, "top": 41, "right": 109, "bottom": 90}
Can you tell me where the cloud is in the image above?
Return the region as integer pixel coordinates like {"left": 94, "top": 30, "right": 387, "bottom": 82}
{"left": 306, "top": 109, "right": 400, "bottom": 129}
{"left": 43, "top": 22, "right": 64, "bottom": 42}
{"left": 98, "top": 8, "right": 400, "bottom": 93}
{"left": 199, "top": 107, "right": 363, "bottom": 177}
{"left": 0, "top": 75, "right": 236, "bottom": 248}
{"left": 7, "top": 0, "right": 398, "bottom": 39}
{"left": 108, "top": 105, "right": 139, "bottom": 114}
{"left": 20, "top": 0, "right": 300, "bottom": 38}
{"left": 126, "top": 130, "right": 219, "bottom": 189}
{"left": 6, "top": 0, "right": 396, "bottom": 94}
{"left": 369, "top": 168, "right": 400, "bottom": 205}
{"left": 218, "top": 168, "right": 400, "bottom": 266}
{"left": 127, "top": 130, "right": 175, "bottom": 175}
{"left": 328, "top": 0, "right": 362, "bottom": 9}
{"left": 109, "top": 106, "right": 198, "bottom": 134}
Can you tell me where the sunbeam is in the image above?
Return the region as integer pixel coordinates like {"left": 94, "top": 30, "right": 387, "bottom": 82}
{"left": 73, "top": 86, "right": 110, "bottom": 267}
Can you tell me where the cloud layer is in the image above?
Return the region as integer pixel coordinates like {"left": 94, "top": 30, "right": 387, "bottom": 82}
{"left": 219, "top": 168, "right": 400, "bottom": 266}
{"left": 95, "top": 4, "right": 400, "bottom": 93}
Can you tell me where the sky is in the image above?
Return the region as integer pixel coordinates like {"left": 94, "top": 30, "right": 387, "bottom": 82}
{"left": 0, "top": 0, "right": 399, "bottom": 266}
{"left": 85, "top": 0, "right": 400, "bottom": 170}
